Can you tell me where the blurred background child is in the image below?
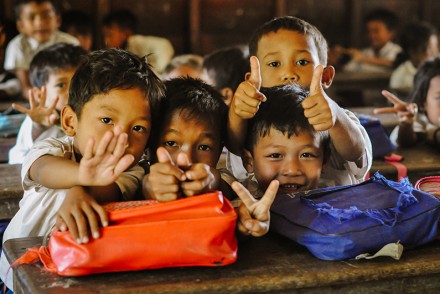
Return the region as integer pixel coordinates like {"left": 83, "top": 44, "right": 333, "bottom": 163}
{"left": 0, "top": 18, "right": 20, "bottom": 100}
{"left": 161, "top": 54, "right": 204, "bottom": 80}
{"left": 60, "top": 10, "right": 94, "bottom": 51}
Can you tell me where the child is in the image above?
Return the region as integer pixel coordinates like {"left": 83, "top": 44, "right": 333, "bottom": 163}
{"left": 8, "top": 43, "right": 87, "bottom": 164}
{"left": 162, "top": 54, "right": 204, "bottom": 80}
{"left": 389, "top": 21, "right": 438, "bottom": 99}
{"left": 61, "top": 10, "right": 94, "bottom": 51}
{"left": 0, "top": 48, "right": 165, "bottom": 289}
{"left": 202, "top": 45, "right": 250, "bottom": 106}
{"left": 343, "top": 8, "right": 401, "bottom": 73}
{"left": 4, "top": 0, "right": 79, "bottom": 99}
{"left": 102, "top": 9, "right": 174, "bottom": 74}
{"left": 143, "top": 77, "right": 278, "bottom": 237}
{"left": 0, "top": 18, "right": 21, "bottom": 100}
{"left": 375, "top": 58, "right": 440, "bottom": 148}
{"left": 228, "top": 16, "right": 372, "bottom": 187}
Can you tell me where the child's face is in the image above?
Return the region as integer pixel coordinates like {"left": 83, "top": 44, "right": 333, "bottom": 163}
{"left": 158, "top": 110, "right": 223, "bottom": 168}
{"left": 45, "top": 67, "right": 76, "bottom": 112}
{"left": 366, "top": 20, "right": 394, "bottom": 50}
{"left": 103, "top": 25, "right": 128, "bottom": 48}
{"left": 17, "top": 1, "right": 59, "bottom": 43}
{"left": 425, "top": 35, "right": 439, "bottom": 60}
{"left": 245, "top": 128, "right": 324, "bottom": 195}
{"left": 425, "top": 75, "right": 440, "bottom": 126}
{"left": 69, "top": 88, "right": 151, "bottom": 164}
{"left": 256, "top": 29, "right": 322, "bottom": 88}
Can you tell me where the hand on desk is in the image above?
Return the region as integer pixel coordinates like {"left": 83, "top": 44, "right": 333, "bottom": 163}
{"left": 55, "top": 186, "right": 109, "bottom": 244}
{"left": 374, "top": 90, "right": 418, "bottom": 124}
{"left": 232, "top": 179, "right": 279, "bottom": 237}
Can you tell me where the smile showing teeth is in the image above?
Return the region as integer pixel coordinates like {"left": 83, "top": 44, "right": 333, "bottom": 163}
{"left": 280, "top": 184, "right": 301, "bottom": 190}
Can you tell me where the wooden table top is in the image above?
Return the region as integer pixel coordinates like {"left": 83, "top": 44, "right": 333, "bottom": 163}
{"left": 349, "top": 106, "right": 399, "bottom": 131}
{"left": 5, "top": 234, "right": 440, "bottom": 293}
{"left": 0, "top": 163, "right": 22, "bottom": 220}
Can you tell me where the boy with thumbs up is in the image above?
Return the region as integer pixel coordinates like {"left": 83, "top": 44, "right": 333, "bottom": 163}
{"left": 228, "top": 16, "right": 372, "bottom": 187}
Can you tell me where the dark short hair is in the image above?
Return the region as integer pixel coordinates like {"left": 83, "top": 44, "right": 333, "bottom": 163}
{"left": 245, "top": 84, "right": 330, "bottom": 154}
{"left": 61, "top": 10, "right": 93, "bottom": 36}
{"left": 410, "top": 57, "right": 440, "bottom": 110}
{"left": 29, "top": 43, "right": 86, "bottom": 88}
{"left": 68, "top": 48, "right": 164, "bottom": 124}
{"left": 14, "top": 0, "right": 59, "bottom": 20}
{"left": 102, "top": 10, "right": 137, "bottom": 33}
{"left": 249, "top": 16, "right": 328, "bottom": 65}
{"left": 364, "top": 9, "right": 398, "bottom": 31}
{"left": 150, "top": 77, "right": 228, "bottom": 150}
{"left": 203, "top": 45, "right": 250, "bottom": 92}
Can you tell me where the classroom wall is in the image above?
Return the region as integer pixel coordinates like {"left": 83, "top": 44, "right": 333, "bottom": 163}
{"left": 1, "top": 0, "right": 439, "bottom": 55}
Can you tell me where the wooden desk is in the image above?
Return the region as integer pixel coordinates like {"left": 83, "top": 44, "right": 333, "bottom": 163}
{"left": 0, "top": 137, "right": 16, "bottom": 163}
{"left": 0, "top": 164, "right": 22, "bottom": 220}
{"left": 5, "top": 234, "right": 440, "bottom": 293}
{"left": 371, "top": 144, "right": 440, "bottom": 184}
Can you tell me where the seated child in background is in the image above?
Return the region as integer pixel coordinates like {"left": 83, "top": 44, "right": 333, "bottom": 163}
{"left": 228, "top": 16, "right": 372, "bottom": 187}
{"left": 8, "top": 43, "right": 87, "bottom": 164}
{"left": 61, "top": 10, "right": 94, "bottom": 51}
{"left": 4, "top": 0, "right": 79, "bottom": 99}
{"left": 102, "top": 9, "right": 174, "bottom": 74}
{"left": 161, "top": 54, "right": 204, "bottom": 80}
{"left": 0, "top": 18, "right": 21, "bottom": 100}
{"left": 0, "top": 48, "right": 165, "bottom": 289}
{"left": 376, "top": 58, "right": 440, "bottom": 148}
{"left": 143, "top": 77, "right": 277, "bottom": 237}
{"left": 202, "top": 45, "right": 250, "bottom": 106}
{"left": 343, "top": 8, "right": 401, "bottom": 73}
{"left": 389, "top": 21, "right": 438, "bottom": 99}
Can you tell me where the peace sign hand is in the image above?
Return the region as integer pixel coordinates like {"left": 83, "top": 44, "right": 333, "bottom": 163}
{"left": 374, "top": 90, "right": 418, "bottom": 124}
{"left": 232, "top": 180, "right": 279, "bottom": 237}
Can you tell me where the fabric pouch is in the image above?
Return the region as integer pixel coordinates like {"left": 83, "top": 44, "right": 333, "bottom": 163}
{"left": 25, "top": 191, "right": 237, "bottom": 276}
{"left": 270, "top": 172, "right": 440, "bottom": 260}
{"left": 358, "top": 114, "right": 396, "bottom": 158}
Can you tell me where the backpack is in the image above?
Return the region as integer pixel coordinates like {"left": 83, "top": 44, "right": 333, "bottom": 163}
{"left": 270, "top": 172, "right": 440, "bottom": 260}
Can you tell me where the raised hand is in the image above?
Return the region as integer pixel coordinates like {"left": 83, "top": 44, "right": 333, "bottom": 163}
{"left": 143, "top": 147, "right": 186, "bottom": 202}
{"left": 55, "top": 186, "right": 108, "bottom": 244}
{"left": 180, "top": 154, "right": 216, "bottom": 197}
{"left": 231, "top": 56, "right": 266, "bottom": 119}
{"left": 302, "top": 65, "right": 338, "bottom": 131}
{"left": 232, "top": 179, "right": 279, "bottom": 237}
{"left": 374, "top": 90, "right": 418, "bottom": 124}
{"left": 12, "top": 87, "right": 59, "bottom": 126}
{"left": 78, "top": 126, "right": 135, "bottom": 186}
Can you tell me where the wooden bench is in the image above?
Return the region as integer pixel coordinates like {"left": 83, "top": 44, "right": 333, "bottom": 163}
{"left": 5, "top": 234, "right": 440, "bottom": 293}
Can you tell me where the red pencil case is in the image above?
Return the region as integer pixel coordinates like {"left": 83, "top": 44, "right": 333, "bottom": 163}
{"left": 415, "top": 176, "right": 440, "bottom": 198}
{"left": 35, "top": 191, "right": 237, "bottom": 276}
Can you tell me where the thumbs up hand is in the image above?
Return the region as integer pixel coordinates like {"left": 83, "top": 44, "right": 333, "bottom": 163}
{"left": 302, "top": 65, "right": 338, "bottom": 131}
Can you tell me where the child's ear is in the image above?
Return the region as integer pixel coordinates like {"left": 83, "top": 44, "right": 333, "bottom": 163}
{"left": 322, "top": 65, "right": 335, "bottom": 89}
{"left": 220, "top": 87, "right": 234, "bottom": 106}
{"left": 55, "top": 15, "right": 61, "bottom": 29}
{"left": 61, "top": 105, "right": 77, "bottom": 136}
{"left": 244, "top": 72, "right": 251, "bottom": 81}
{"left": 16, "top": 20, "right": 24, "bottom": 33}
{"left": 241, "top": 148, "right": 254, "bottom": 173}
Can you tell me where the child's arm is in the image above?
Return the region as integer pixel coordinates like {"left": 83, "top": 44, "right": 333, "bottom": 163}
{"left": 302, "top": 65, "right": 366, "bottom": 162}
{"left": 12, "top": 87, "right": 59, "bottom": 140}
{"left": 29, "top": 128, "right": 134, "bottom": 191}
{"left": 231, "top": 180, "right": 279, "bottom": 237}
{"left": 346, "top": 48, "right": 393, "bottom": 68}
{"left": 227, "top": 56, "right": 266, "bottom": 155}
{"left": 55, "top": 186, "right": 109, "bottom": 244}
{"left": 375, "top": 90, "right": 418, "bottom": 147}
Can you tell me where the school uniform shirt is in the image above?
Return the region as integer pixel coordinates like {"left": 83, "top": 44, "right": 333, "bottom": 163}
{"left": 389, "top": 60, "right": 417, "bottom": 98}
{"left": 343, "top": 41, "right": 402, "bottom": 73}
{"left": 389, "top": 112, "right": 439, "bottom": 146}
{"left": 225, "top": 109, "right": 372, "bottom": 187}
{"left": 0, "top": 136, "right": 144, "bottom": 289}
{"left": 126, "top": 35, "right": 174, "bottom": 74}
{"left": 8, "top": 116, "right": 64, "bottom": 164}
{"left": 4, "top": 31, "right": 79, "bottom": 71}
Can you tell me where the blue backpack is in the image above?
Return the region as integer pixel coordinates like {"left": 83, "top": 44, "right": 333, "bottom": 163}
{"left": 270, "top": 173, "right": 440, "bottom": 260}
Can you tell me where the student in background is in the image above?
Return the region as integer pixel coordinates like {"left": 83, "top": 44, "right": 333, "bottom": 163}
{"left": 61, "top": 10, "right": 94, "bottom": 51}
{"left": 376, "top": 58, "right": 440, "bottom": 148}
{"left": 0, "top": 48, "right": 165, "bottom": 290}
{"left": 8, "top": 43, "right": 87, "bottom": 164}
{"left": 161, "top": 54, "right": 204, "bottom": 80}
{"left": 4, "top": 0, "right": 79, "bottom": 99}
{"left": 0, "top": 18, "right": 21, "bottom": 100}
{"left": 228, "top": 16, "right": 372, "bottom": 187}
{"left": 102, "top": 9, "right": 174, "bottom": 74}
{"left": 202, "top": 45, "right": 250, "bottom": 106}
{"left": 389, "top": 21, "right": 438, "bottom": 99}
{"left": 343, "top": 8, "right": 401, "bottom": 73}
